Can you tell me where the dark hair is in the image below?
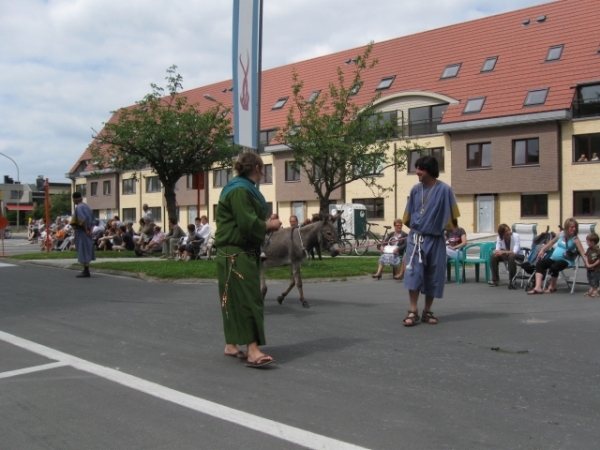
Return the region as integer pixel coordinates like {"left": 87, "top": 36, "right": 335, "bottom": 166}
{"left": 497, "top": 223, "right": 510, "bottom": 238}
{"left": 234, "top": 152, "right": 264, "bottom": 178}
{"left": 72, "top": 192, "right": 82, "bottom": 200}
{"left": 586, "top": 232, "right": 599, "bottom": 244}
{"left": 187, "top": 224, "right": 195, "bottom": 233}
{"left": 119, "top": 225, "right": 127, "bottom": 232}
{"left": 414, "top": 155, "right": 439, "bottom": 178}
{"left": 169, "top": 217, "right": 177, "bottom": 225}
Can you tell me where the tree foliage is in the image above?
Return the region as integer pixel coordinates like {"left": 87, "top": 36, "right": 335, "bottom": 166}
{"left": 28, "top": 191, "right": 71, "bottom": 221}
{"left": 89, "top": 66, "right": 239, "bottom": 221}
{"left": 279, "top": 42, "right": 422, "bottom": 213}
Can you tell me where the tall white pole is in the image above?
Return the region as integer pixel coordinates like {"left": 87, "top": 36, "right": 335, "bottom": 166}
{"left": 0, "top": 152, "right": 19, "bottom": 232}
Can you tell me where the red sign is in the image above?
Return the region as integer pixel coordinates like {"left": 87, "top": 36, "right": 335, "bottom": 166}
{"left": 0, "top": 217, "right": 8, "bottom": 229}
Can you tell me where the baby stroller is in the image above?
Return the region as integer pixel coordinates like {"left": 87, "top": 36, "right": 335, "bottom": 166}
{"left": 509, "top": 227, "right": 556, "bottom": 290}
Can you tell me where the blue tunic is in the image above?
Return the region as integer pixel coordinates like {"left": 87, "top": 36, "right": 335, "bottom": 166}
{"left": 73, "top": 202, "right": 96, "bottom": 264}
{"left": 402, "top": 180, "right": 459, "bottom": 298}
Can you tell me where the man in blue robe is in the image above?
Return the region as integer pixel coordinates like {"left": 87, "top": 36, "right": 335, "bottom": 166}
{"left": 71, "top": 192, "right": 96, "bottom": 278}
{"left": 402, "top": 156, "right": 460, "bottom": 326}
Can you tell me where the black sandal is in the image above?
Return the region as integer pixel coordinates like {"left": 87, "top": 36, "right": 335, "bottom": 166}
{"left": 403, "top": 310, "right": 420, "bottom": 327}
{"left": 421, "top": 310, "right": 438, "bottom": 324}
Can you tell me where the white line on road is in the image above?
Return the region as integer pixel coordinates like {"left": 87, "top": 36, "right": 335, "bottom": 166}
{"left": 0, "top": 330, "right": 370, "bottom": 450}
{"left": 0, "top": 262, "right": 16, "bottom": 267}
{"left": 0, "top": 361, "right": 68, "bottom": 379}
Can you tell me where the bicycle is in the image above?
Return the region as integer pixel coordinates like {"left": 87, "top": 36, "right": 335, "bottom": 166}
{"left": 335, "top": 218, "right": 356, "bottom": 256}
{"left": 354, "top": 222, "right": 392, "bottom": 256}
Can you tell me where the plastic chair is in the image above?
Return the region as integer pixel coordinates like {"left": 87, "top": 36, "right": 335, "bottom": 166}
{"left": 462, "top": 242, "right": 495, "bottom": 283}
{"left": 446, "top": 248, "right": 465, "bottom": 283}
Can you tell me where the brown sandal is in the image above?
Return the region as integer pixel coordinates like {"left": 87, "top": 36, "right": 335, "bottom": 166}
{"left": 403, "top": 310, "right": 420, "bottom": 327}
{"left": 421, "top": 310, "right": 438, "bottom": 324}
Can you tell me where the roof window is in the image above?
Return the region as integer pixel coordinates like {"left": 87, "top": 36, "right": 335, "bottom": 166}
{"left": 376, "top": 76, "right": 396, "bottom": 91}
{"left": 441, "top": 63, "right": 461, "bottom": 79}
{"left": 272, "top": 97, "right": 288, "bottom": 110}
{"left": 524, "top": 88, "right": 549, "bottom": 106}
{"left": 307, "top": 90, "right": 321, "bottom": 104}
{"left": 546, "top": 45, "right": 563, "bottom": 61}
{"left": 481, "top": 57, "right": 498, "bottom": 73}
{"left": 463, "top": 97, "right": 486, "bottom": 114}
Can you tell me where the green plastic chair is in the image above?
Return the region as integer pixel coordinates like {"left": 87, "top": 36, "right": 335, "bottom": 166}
{"left": 446, "top": 248, "right": 465, "bottom": 283}
{"left": 462, "top": 242, "right": 496, "bottom": 282}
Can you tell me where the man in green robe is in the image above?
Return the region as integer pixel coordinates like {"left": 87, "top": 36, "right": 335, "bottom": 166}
{"left": 215, "top": 153, "right": 281, "bottom": 368}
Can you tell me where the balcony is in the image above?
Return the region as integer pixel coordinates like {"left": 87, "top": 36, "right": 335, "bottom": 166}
{"left": 407, "top": 117, "right": 443, "bottom": 136}
{"left": 572, "top": 99, "right": 600, "bottom": 119}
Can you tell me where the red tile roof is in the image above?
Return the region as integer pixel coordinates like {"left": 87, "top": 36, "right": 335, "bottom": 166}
{"left": 71, "top": 0, "right": 599, "bottom": 173}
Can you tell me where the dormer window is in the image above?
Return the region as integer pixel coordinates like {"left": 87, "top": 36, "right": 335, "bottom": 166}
{"left": 463, "top": 97, "right": 486, "bottom": 114}
{"left": 307, "top": 90, "right": 321, "bottom": 104}
{"left": 376, "top": 76, "right": 396, "bottom": 91}
{"left": 481, "top": 57, "right": 498, "bottom": 73}
{"left": 272, "top": 97, "right": 288, "bottom": 110}
{"left": 546, "top": 45, "right": 563, "bottom": 61}
{"left": 524, "top": 88, "right": 549, "bottom": 106}
{"left": 441, "top": 63, "right": 461, "bottom": 79}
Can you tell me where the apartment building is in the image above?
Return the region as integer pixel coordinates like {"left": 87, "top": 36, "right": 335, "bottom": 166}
{"left": 68, "top": 0, "right": 600, "bottom": 233}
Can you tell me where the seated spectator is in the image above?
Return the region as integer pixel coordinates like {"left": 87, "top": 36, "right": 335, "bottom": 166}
{"left": 592, "top": 153, "right": 599, "bottom": 161}
{"left": 527, "top": 218, "right": 586, "bottom": 294}
{"left": 135, "top": 218, "right": 156, "bottom": 248}
{"left": 160, "top": 218, "right": 186, "bottom": 259}
{"left": 98, "top": 226, "right": 121, "bottom": 251}
{"left": 135, "top": 225, "right": 164, "bottom": 256}
{"left": 196, "top": 215, "right": 212, "bottom": 254}
{"left": 445, "top": 218, "right": 467, "bottom": 261}
{"left": 112, "top": 225, "right": 135, "bottom": 251}
{"left": 372, "top": 219, "right": 408, "bottom": 280}
{"left": 578, "top": 154, "right": 588, "bottom": 162}
{"left": 176, "top": 224, "right": 204, "bottom": 261}
{"left": 489, "top": 223, "right": 525, "bottom": 286}
{"left": 51, "top": 224, "right": 67, "bottom": 251}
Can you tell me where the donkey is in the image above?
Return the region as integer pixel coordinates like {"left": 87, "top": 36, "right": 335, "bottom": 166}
{"left": 260, "top": 217, "right": 339, "bottom": 308}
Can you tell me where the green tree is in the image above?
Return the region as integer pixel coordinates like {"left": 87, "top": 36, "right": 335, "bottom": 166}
{"left": 89, "top": 66, "right": 238, "bottom": 221}
{"left": 29, "top": 191, "right": 71, "bottom": 221}
{"left": 279, "top": 42, "right": 422, "bottom": 214}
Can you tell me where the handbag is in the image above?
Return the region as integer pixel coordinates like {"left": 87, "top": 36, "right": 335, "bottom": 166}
{"left": 563, "top": 248, "right": 578, "bottom": 261}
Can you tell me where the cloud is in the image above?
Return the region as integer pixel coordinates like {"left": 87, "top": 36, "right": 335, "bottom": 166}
{"left": 0, "top": 0, "right": 549, "bottom": 183}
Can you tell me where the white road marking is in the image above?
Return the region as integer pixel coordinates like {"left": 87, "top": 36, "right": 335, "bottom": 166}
{"left": 0, "top": 330, "right": 369, "bottom": 450}
{"left": 0, "top": 361, "right": 68, "bottom": 379}
{"left": 0, "top": 262, "right": 16, "bottom": 267}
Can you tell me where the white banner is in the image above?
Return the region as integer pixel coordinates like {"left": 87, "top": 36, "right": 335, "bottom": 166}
{"left": 232, "top": 0, "right": 261, "bottom": 150}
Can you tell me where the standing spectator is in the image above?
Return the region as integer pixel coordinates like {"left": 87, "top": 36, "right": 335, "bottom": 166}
{"left": 489, "top": 223, "right": 524, "bottom": 286}
{"left": 215, "top": 152, "right": 281, "bottom": 367}
{"left": 142, "top": 204, "right": 153, "bottom": 222}
{"left": 402, "top": 156, "right": 460, "bottom": 326}
{"left": 289, "top": 215, "right": 299, "bottom": 228}
{"left": 583, "top": 233, "right": 600, "bottom": 297}
{"left": 70, "top": 192, "right": 96, "bottom": 278}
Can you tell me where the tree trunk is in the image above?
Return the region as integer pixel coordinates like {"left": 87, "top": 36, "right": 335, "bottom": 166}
{"left": 163, "top": 185, "right": 178, "bottom": 223}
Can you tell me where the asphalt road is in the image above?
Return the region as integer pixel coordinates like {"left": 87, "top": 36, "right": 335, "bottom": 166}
{"left": 1, "top": 257, "right": 599, "bottom": 449}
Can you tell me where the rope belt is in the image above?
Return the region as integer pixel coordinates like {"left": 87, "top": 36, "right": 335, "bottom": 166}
{"left": 405, "top": 233, "right": 424, "bottom": 271}
{"left": 217, "top": 248, "right": 254, "bottom": 319}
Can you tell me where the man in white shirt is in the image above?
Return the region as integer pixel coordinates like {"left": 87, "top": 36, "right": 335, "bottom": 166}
{"left": 196, "top": 215, "right": 212, "bottom": 253}
{"left": 142, "top": 204, "right": 153, "bottom": 222}
{"left": 489, "top": 223, "right": 525, "bottom": 286}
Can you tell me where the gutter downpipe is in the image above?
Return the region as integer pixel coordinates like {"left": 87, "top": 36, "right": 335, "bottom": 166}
{"left": 557, "top": 120, "right": 563, "bottom": 226}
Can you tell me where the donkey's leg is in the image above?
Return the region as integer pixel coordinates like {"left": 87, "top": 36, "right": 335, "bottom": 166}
{"left": 277, "top": 267, "right": 296, "bottom": 305}
{"left": 293, "top": 263, "right": 308, "bottom": 308}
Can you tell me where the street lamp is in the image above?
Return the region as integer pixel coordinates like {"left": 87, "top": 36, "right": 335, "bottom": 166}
{"left": 203, "top": 94, "right": 230, "bottom": 117}
{"left": 0, "top": 152, "right": 20, "bottom": 232}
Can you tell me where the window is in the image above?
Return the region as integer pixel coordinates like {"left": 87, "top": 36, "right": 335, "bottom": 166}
{"left": 354, "top": 155, "right": 385, "bottom": 177}
{"left": 149, "top": 207, "right": 162, "bottom": 222}
{"left": 262, "top": 164, "right": 273, "bottom": 184}
{"left": 259, "top": 129, "right": 277, "bottom": 153}
{"left": 307, "top": 90, "right": 321, "bottom": 104}
{"left": 408, "top": 104, "right": 448, "bottom": 135}
{"left": 376, "top": 76, "right": 395, "bottom": 90}
{"left": 285, "top": 161, "right": 301, "bottom": 181}
{"left": 573, "top": 83, "right": 600, "bottom": 118}
{"left": 441, "top": 63, "right": 461, "bottom": 79}
{"left": 104, "top": 209, "right": 112, "bottom": 220}
{"left": 10, "top": 190, "right": 18, "bottom": 199}
{"left": 122, "top": 208, "right": 136, "bottom": 223}
{"left": 352, "top": 198, "right": 384, "bottom": 219}
{"left": 524, "top": 88, "right": 549, "bottom": 106}
{"left": 272, "top": 97, "right": 288, "bottom": 110}
{"left": 91, "top": 182, "right": 98, "bottom": 196}
{"left": 481, "top": 57, "right": 498, "bottom": 72}
{"left": 573, "top": 133, "right": 600, "bottom": 162}
{"left": 521, "top": 194, "right": 548, "bottom": 217}
{"left": 146, "top": 176, "right": 161, "bottom": 193}
{"left": 467, "top": 143, "right": 492, "bottom": 168}
{"left": 103, "top": 181, "right": 111, "bottom": 195}
{"left": 574, "top": 191, "right": 600, "bottom": 216}
{"left": 213, "top": 168, "right": 232, "bottom": 187}
{"left": 513, "top": 138, "right": 539, "bottom": 166}
{"left": 546, "top": 45, "right": 563, "bottom": 61}
{"left": 92, "top": 209, "right": 100, "bottom": 219}
{"left": 463, "top": 97, "right": 486, "bottom": 114}
{"left": 365, "top": 110, "right": 399, "bottom": 139}
{"left": 75, "top": 184, "right": 87, "bottom": 197}
{"left": 186, "top": 174, "right": 194, "bottom": 189}
{"left": 122, "top": 179, "right": 136, "bottom": 195}
{"left": 408, "top": 148, "right": 445, "bottom": 173}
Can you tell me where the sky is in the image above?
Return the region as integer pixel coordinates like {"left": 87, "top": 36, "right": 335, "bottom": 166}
{"left": 0, "top": 0, "right": 552, "bottom": 185}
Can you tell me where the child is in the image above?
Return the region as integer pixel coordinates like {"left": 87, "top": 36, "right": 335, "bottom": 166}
{"left": 583, "top": 233, "right": 600, "bottom": 297}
